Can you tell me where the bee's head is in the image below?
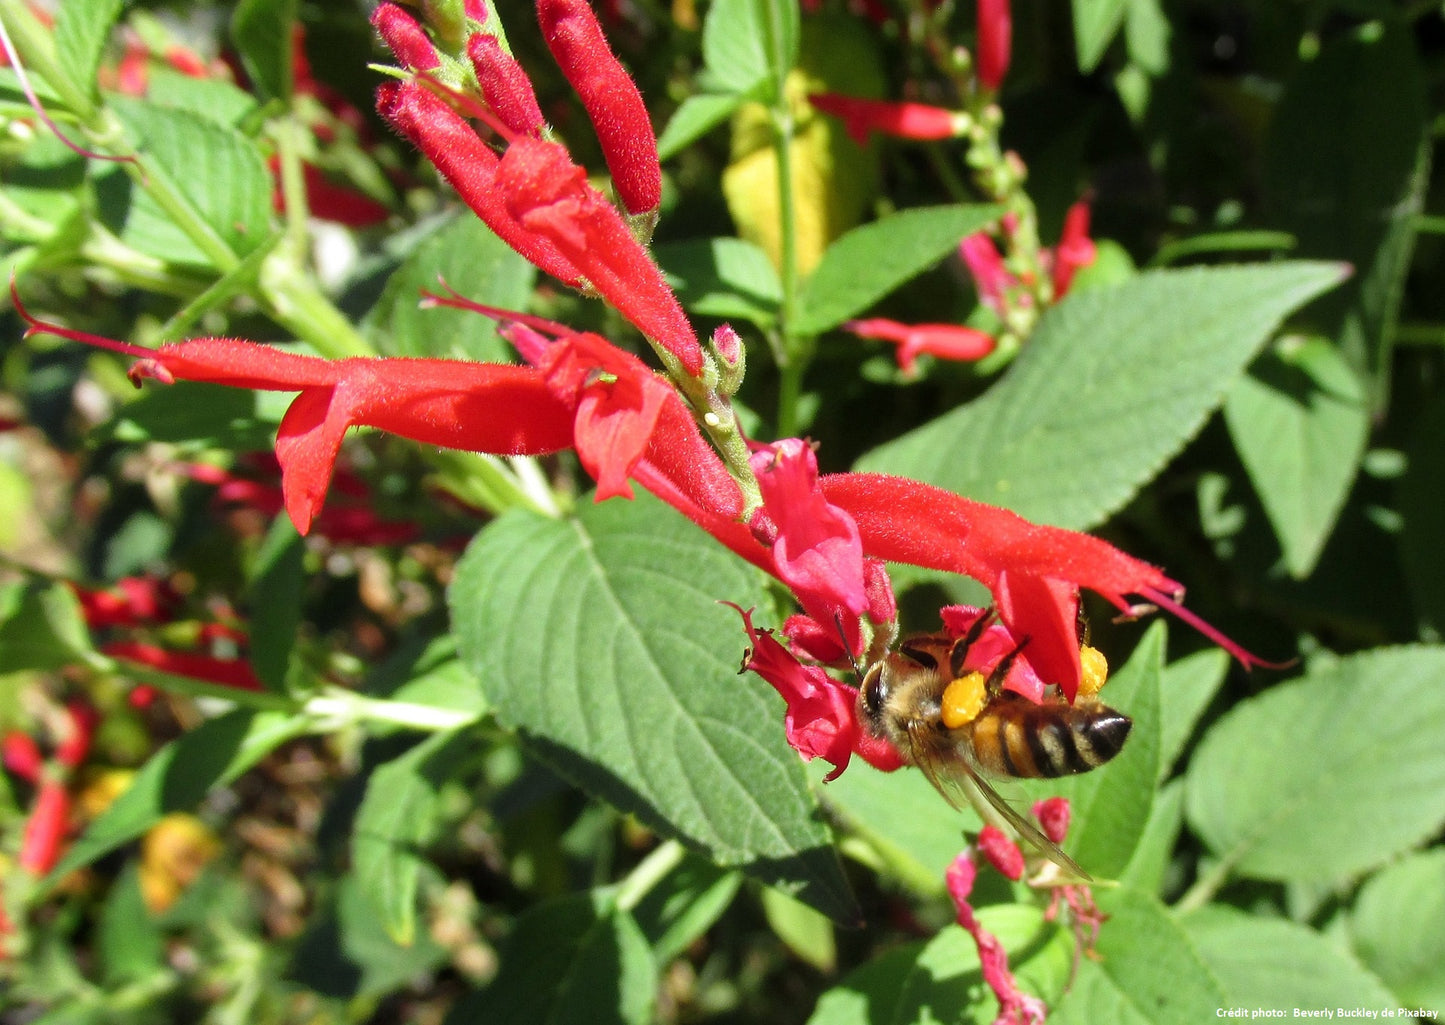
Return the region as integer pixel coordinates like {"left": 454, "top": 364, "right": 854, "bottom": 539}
{"left": 857, "top": 662, "right": 888, "bottom": 736}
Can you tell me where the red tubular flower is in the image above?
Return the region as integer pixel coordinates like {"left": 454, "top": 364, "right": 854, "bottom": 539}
{"left": 103, "top": 641, "right": 266, "bottom": 692}
{"left": 18, "top": 313, "right": 576, "bottom": 535}
{"left": 730, "top": 605, "right": 903, "bottom": 780}
{"left": 959, "top": 232, "right": 1012, "bottom": 316}
{"left": 844, "top": 318, "right": 996, "bottom": 373}
{"left": 1050, "top": 200, "right": 1095, "bottom": 298}
{"left": 370, "top": 3, "right": 440, "bottom": 71}
{"left": 72, "top": 575, "right": 179, "bottom": 628}
{"left": 268, "top": 157, "right": 391, "bottom": 227}
{"left": 3, "top": 733, "right": 43, "bottom": 784}
{"left": 467, "top": 33, "right": 546, "bottom": 138}
{"left": 750, "top": 439, "right": 869, "bottom": 644}
{"left": 537, "top": 0, "right": 662, "bottom": 216}
{"left": 947, "top": 851, "right": 1047, "bottom": 1025}
{"left": 818, "top": 473, "right": 1260, "bottom": 698}
{"left": 377, "top": 81, "right": 586, "bottom": 289}
{"left": 809, "top": 93, "right": 965, "bottom": 147}
{"left": 55, "top": 700, "right": 98, "bottom": 770}
{"left": 497, "top": 137, "right": 702, "bottom": 373}
{"left": 19, "top": 780, "right": 70, "bottom": 876}
{"left": 976, "top": 0, "right": 1012, "bottom": 92}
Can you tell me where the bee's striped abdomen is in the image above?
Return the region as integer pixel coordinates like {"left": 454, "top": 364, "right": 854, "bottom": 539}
{"left": 966, "top": 698, "right": 1132, "bottom": 778}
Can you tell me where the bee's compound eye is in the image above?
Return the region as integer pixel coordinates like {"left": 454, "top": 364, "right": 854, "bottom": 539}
{"left": 859, "top": 664, "right": 887, "bottom": 728}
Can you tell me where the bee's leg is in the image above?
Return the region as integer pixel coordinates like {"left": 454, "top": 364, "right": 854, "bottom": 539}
{"left": 947, "top": 608, "right": 996, "bottom": 678}
{"left": 985, "top": 635, "right": 1030, "bottom": 697}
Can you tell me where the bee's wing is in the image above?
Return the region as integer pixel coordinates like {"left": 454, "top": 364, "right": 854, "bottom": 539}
{"left": 905, "top": 725, "right": 1091, "bottom": 882}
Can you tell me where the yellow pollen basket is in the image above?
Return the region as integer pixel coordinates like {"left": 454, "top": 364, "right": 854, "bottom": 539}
{"left": 1078, "top": 644, "right": 1109, "bottom": 697}
{"left": 941, "top": 671, "right": 988, "bottom": 729}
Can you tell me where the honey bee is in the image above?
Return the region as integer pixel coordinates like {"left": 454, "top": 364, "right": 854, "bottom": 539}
{"left": 856, "top": 625, "right": 1131, "bottom": 877}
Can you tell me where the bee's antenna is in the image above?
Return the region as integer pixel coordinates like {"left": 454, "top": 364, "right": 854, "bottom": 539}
{"left": 834, "top": 612, "right": 865, "bottom": 685}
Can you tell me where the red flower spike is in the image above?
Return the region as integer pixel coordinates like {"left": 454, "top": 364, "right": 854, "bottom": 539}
{"left": 818, "top": 473, "right": 1225, "bottom": 697}
{"left": 845, "top": 318, "right": 995, "bottom": 373}
{"left": 371, "top": 3, "right": 441, "bottom": 71}
{"left": 1032, "top": 796, "right": 1071, "bottom": 846}
{"left": 467, "top": 33, "right": 546, "bottom": 138}
{"left": 751, "top": 439, "right": 869, "bottom": 640}
{"left": 976, "top": 0, "right": 1012, "bottom": 92}
{"left": 978, "top": 824, "right": 1025, "bottom": 881}
{"left": 377, "top": 81, "right": 586, "bottom": 289}
{"left": 808, "top": 93, "right": 965, "bottom": 147}
{"left": 1050, "top": 200, "right": 1096, "bottom": 298}
{"left": 3, "top": 732, "right": 43, "bottom": 784}
{"left": 728, "top": 604, "right": 903, "bottom": 779}
{"left": 537, "top": 0, "right": 662, "bottom": 216}
{"left": 19, "top": 780, "right": 70, "bottom": 876}
{"left": 496, "top": 137, "right": 702, "bottom": 374}
{"left": 947, "top": 850, "right": 1047, "bottom": 1025}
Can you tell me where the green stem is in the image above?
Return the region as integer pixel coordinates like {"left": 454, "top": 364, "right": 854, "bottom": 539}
{"left": 1172, "top": 855, "right": 1235, "bottom": 915}
{"left": 612, "top": 838, "right": 687, "bottom": 912}
{"left": 303, "top": 688, "right": 482, "bottom": 732}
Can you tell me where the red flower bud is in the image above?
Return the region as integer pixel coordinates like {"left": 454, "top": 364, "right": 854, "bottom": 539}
{"left": 976, "top": 0, "right": 1012, "bottom": 92}
{"left": 371, "top": 2, "right": 440, "bottom": 71}
{"left": 467, "top": 33, "right": 546, "bottom": 138}
{"left": 537, "top": 0, "right": 661, "bottom": 215}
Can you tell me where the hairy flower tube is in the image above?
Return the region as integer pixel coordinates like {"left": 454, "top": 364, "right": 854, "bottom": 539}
{"left": 808, "top": 93, "right": 967, "bottom": 146}
{"left": 844, "top": 318, "right": 997, "bottom": 373}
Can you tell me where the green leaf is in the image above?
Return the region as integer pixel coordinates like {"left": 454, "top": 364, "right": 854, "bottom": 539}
{"left": 352, "top": 730, "right": 471, "bottom": 947}
{"left": 810, "top": 755, "right": 969, "bottom": 896}
{"left": 1052, "top": 888, "right": 1226, "bottom": 1025}
{"left": 363, "top": 634, "right": 488, "bottom": 721}
{"left": 1072, "top": 0, "right": 1129, "bottom": 72}
{"left": 1183, "top": 905, "right": 1398, "bottom": 1012}
{"left": 857, "top": 262, "right": 1349, "bottom": 530}
{"left": 246, "top": 517, "right": 304, "bottom": 692}
{"left": 229, "top": 0, "right": 297, "bottom": 102}
{"left": 629, "top": 855, "right": 741, "bottom": 964}
{"left": 1157, "top": 646, "right": 1229, "bottom": 783}
{"left": 53, "top": 0, "right": 124, "bottom": 107}
{"left": 1119, "top": 778, "right": 1183, "bottom": 894}
{"left": 657, "top": 93, "right": 742, "bottom": 161}
{"left": 1123, "top": 0, "right": 1170, "bottom": 76}
{"left": 97, "top": 863, "right": 165, "bottom": 987}
{"left": 1223, "top": 337, "right": 1369, "bottom": 577}
{"left": 366, "top": 214, "right": 534, "bottom": 362}
{"left": 46, "top": 709, "right": 307, "bottom": 886}
{"left": 447, "top": 893, "right": 655, "bottom": 1025}
{"left": 807, "top": 905, "right": 1069, "bottom": 1025}
{"left": 701, "top": 0, "right": 798, "bottom": 100}
{"left": 1263, "top": 19, "right": 1428, "bottom": 407}
{"left": 142, "top": 66, "right": 261, "bottom": 128}
{"left": 0, "top": 578, "right": 93, "bottom": 673}
{"left": 656, "top": 236, "right": 783, "bottom": 328}
{"left": 1185, "top": 646, "right": 1445, "bottom": 882}
{"left": 761, "top": 886, "right": 836, "bottom": 972}
{"left": 101, "top": 98, "right": 274, "bottom": 267}
{"left": 1349, "top": 848, "right": 1445, "bottom": 1009}
{"left": 793, "top": 205, "right": 1002, "bottom": 337}
{"left": 1017, "top": 621, "right": 1162, "bottom": 879}
{"left": 449, "top": 492, "right": 857, "bottom": 922}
